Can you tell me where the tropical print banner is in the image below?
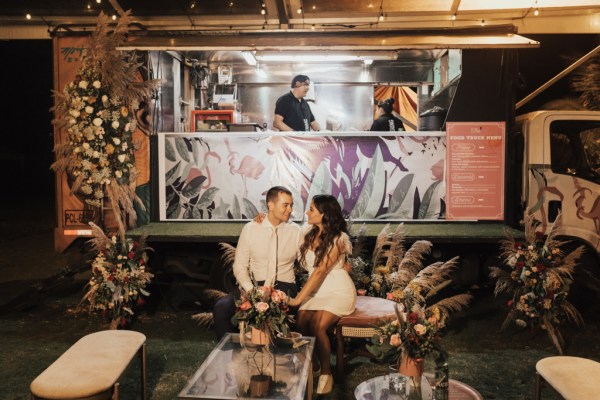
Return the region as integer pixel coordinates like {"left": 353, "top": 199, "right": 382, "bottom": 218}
{"left": 158, "top": 132, "right": 446, "bottom": 221}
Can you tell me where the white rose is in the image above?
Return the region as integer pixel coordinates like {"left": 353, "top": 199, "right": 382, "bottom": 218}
{"left": 121, "top": 142, "right": 128, "bottom": 150}
{"left": 74, "top": 147, "right": 81, "bottom": 153}
{"left": 102, "top": 95, "right": 108, "bottom": 103}
{"left": 111, "top": 121, "right": 119, "bottom": 129}
{"left": 93, "top": 151, "right": 100, "bottom": 158}
{"left": 85, "top": 106, "right": 94, "bottom": 114}
{"left": 118, "top": 154, "right": 126, "bottom": 163}
{"left": 125, "top": 123, "right": 131, "bottom": 132}
{"left": 78, "top": 81, "right": 88, "bottom": 89}
{"left": 115, "top": 170, "right": 123, "bottom": 178}
{"left": 113, "top": 138, "right": 121, "bottom": 145}
{"left": 92, "top": 118, "right": 103, "bottom": 127}
{"left": 82, "top": 142, "right": 90, "bottom": 150}
{"left": 69, "top": 109, "right": 80, "bottom": 118}
{"left": 92, "top": 80, "right": 101, "bottom": 89}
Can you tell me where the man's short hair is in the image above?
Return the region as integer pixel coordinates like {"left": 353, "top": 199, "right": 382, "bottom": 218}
{"left": 291, "top": 75, "right": 310, "bottom": 88}
{"left": 266, "top": 186, "right": 292, "bottom": 204}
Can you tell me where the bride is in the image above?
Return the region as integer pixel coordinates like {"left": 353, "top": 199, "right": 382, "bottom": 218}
{"left": 288, "top": 194, "right": 356, "bottom": 395}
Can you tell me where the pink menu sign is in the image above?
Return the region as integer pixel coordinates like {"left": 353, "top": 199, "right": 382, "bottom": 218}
{"left": 446, "top": 122, "right": 505, "bottom": 220}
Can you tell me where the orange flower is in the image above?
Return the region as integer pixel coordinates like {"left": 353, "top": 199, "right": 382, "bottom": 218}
{"left": 120, "top": 106, "right": 129, "bottom": 117}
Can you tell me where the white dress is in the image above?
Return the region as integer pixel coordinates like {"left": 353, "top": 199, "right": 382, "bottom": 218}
{"left": 299, "top": 233, "right": 357, "bottom": 317}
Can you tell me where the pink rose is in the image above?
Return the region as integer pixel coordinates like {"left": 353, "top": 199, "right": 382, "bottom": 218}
{"left": 414, "top": 324, "right": 427, "bottom": 335}
{"left": 386, "top": 292, "right": 394, "bottom": 300}
{"left": 239, "top": 301, "right": 251, "bottom": 311}
{"left": 255, "top": 302, "right": 269, "bottom": 312}
{"left": 389, "top": 333, "right": 402, "bottom": 347}
{"left": 271, "top": 290, "right": 287, "bottom": 303}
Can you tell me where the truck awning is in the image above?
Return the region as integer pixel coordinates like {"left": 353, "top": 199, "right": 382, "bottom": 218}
{"left": 119, "top": 25, "right": 539, "bottom": 51}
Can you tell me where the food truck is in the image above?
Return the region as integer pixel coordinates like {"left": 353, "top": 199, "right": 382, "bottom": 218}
{"left": 51, "top": 26, "right": 600, "bottom": 289}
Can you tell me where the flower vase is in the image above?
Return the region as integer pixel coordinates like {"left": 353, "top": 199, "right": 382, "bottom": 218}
{"left": 250, "top": 374, "right": 271, "bottom": 397}
{"left": 398, "top": 355, "right": 424, "bottom": 378}
{"left": 251, "top": 327, "right": 269, "bottom": 345}
{"left": 399, "top": 355, "right": 424, "bottom": 396}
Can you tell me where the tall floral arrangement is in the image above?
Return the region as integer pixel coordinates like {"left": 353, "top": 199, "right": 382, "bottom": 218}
{"left": 490, "top": 212, "right": 584, "bottom": 354}
{"left": 51, "top": 11, "right": 160, "bottom": 234}
{"left": 81, "top": 222, "right": 154, "bottom": 328}
{"left": 366, "top": 224, "right": 472, "bottom": 363}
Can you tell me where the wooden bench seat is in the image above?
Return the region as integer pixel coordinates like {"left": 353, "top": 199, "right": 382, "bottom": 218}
{"left": 335, "top": 296, "right": 397, "bottom": 382}
{"left": 30, "top": 330, "right": 147, "bottom": 400}
{"left": 535, "top": 356, "right": 600, "bottom": 399}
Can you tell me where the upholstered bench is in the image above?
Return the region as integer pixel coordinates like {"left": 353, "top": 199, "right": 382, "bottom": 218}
{"left": 335, "top": 296, "right": 397, "bottom": 381}
{"left": 30, "top": 330, "right": 147, "bottom": 400}
{"left": 535, "top": 356, "right": 600, "bottom": 399}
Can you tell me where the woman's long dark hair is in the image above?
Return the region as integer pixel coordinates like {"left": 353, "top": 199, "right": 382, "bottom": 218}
{"left": 299, "top": 195, "right": 348, "bottom": 269}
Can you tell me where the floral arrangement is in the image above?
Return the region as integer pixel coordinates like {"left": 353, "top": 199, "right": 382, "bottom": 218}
{"left": 490, "top": 212, "right": 584, "bottom": 354}
{"left": 232, "top": 285, "right": 294, "bottom": 338}
{"left": 365, "top": 223, "right": 472, "bottom": 363}
{"left": 81, "top": 222, "right": 154, "bottom": 328}
{"left": 52, "top": 11, "right": 160, "bottom": 232}
{"left": 368, "top": 303, "right": 446, "bottom": 362}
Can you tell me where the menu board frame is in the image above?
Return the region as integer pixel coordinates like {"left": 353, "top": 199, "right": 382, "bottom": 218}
{"left": 446, "top": 122, "right": 505, "bottom": 220}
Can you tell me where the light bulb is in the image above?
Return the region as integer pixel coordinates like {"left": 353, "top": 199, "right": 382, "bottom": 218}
{"left": 112, "top": 14, "right": 117, "bottom": 20}
{"left": 25, "top": 13, "right": 31, "bottom": 20}
{"left": 451, "top": 14, "right": 456, "bottom": 21}
{"left": 297, "top": 7, "right": 302, "bottom": 14}
{"left": 534, "top": 8, "right": 539, "bottom": 16}
{"left": 311, "top": 24, "right": 315, "bottom": 30}
{"left": 261, "top": 9, "right": 265, "bottom": 15}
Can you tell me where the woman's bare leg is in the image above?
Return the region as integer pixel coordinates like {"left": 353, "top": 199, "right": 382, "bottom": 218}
{"left": 295, "top": 310, "right": 319, "bottom": 370}
{"left": 309, "top": 310, "right": 340, "bottom": 376}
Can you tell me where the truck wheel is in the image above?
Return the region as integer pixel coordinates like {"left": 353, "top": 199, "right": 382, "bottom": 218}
{"left": 209, "top": 257, "right": 236, "bottom": 293}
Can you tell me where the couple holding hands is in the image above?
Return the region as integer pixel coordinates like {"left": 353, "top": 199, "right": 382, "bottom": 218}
{"left": 213, "top": 186, "right": 356, "bottom": 395}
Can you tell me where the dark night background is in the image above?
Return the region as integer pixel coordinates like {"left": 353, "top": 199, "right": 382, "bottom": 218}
{"left": 0, "top": 34, "right": 597, "bottom": 226}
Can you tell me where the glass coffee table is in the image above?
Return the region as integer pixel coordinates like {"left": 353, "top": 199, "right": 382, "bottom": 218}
{"left": 179, "top": 333, "right": 315, "bottom": 400}
{"left": 354, "top": 372, "right": 483, "bottom": 400}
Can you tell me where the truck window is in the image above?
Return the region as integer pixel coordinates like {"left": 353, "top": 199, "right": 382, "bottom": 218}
{"left": 550, "top": 120, "right": 600, "bottom": 184}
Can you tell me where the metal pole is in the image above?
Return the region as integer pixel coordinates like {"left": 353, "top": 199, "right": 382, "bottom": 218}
{"left": 516, "top": 44, "right": 600, "bottom": 110}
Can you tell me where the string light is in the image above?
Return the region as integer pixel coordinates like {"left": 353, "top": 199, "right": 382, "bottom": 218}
{"left": 25, "top": 13, "right": 31, "bottom": 20}
{"left": 534, "top": 8, "right": 539, "bottom": 16}
{"left": 311, "top": 24, "right": 315, "bottom": 30}
{"left": 87, "top": 3, "right": 91, "bottom": 10}
{"left": 451, "top": 14, "right": 456, "bottom": 21}
{"left": 229, "top": 1, "right": 234, "bottom": 7}
{"left": 96, "top": 0, "right": 101, "bottom": 3}
{"left": 312, "top": 5, "right": 316, "bottom": 10}
{"left": 297, "top": 7, "right": 302, "bottom": 14}
{"left": 481, "top": 19, "right": 485, "bottom": 26}
{"left": 190, "top": 1, "right": 196, "bottom": 9}
{"left": 379, "top": 10, "right": 385, "bottom": 21}
{"left": 112, "top": 14, "right": 117, "bottom": 20}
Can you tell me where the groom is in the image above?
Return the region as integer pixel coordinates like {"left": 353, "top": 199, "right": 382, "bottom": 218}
{"left": 212, "top": 186, "right": 302, "bottom": 340}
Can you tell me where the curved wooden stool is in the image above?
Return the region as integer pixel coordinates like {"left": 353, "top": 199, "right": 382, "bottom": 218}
{"left": 335, "top": 296, "right": 397, "bottom": 381}
{"left": 30, "top": 330, "right": 147, "bottom": 400}
{"left": 535, "top": 356, "right": 600, "bottom": 399}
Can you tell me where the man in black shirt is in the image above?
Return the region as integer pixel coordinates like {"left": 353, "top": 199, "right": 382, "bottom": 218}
{"left": 273, "top": 75, "right": 321, "bottom": 132}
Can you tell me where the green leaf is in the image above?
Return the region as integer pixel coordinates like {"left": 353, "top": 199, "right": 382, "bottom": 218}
{"left": 181, "top": 176, "right": 206, "bottom": 198}
{"left": 306, "top": 160, "right": 333, "bottom": 213}
{"left": 165, "top": 161, "right": 181, "bottom": 187}
{"left": 418, "top": 181, "right": 441, "bottom": 219}
{"left": 231, "top": 195, "right": 242, "bottom": 219}
{"left": 197, "top": 187, "right": 219, "bottom": 209}
{"left": 175, "top": 137, "right": 191, "bottom": 162}
{"left": 243, "top": 198, "right": 259, "bottom": 218}
{"left": 388, "top": 173, "right": 414, "bottom": 213}
{"left": 165, "top": 139, "right": 177, "bottom": 162}
{"left": 351, "top": 144, "right": 386, "bottom": 219}
{"left": 192, "top": 139, "right": 202, "bottom": 165}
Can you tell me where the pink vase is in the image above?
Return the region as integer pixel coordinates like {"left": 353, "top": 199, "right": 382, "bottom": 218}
{"left": 398, "top": 355, "right": 424, "bottom": 378}
{"left": 251, "top": 327, "right": 269, "bottom": 345}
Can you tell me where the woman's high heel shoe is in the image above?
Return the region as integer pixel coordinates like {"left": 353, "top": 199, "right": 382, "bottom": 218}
{"left": 316, "top": 374, "right": 333, "bottom": 395}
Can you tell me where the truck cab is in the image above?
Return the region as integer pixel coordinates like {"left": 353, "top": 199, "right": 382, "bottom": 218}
{"left": 518, "top": 110, "right": 600, "bottom": 256}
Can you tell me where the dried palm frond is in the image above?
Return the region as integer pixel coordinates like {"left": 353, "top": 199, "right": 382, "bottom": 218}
{"left": 203, "top": 288, "right": 228, "bottom": 302}
{"left": 543, "top": 313, "right": 565, "bottom": 355}
{"left": 411, "top": 257, "right": 458, "bottom": 294}
{"left": 385, "top": 223, "right": 405, "bottom": 271}
{"left": 192, "top": 312, "right": 214, "bottom": 327}
{"left": 397, "top": 240, "right": 432, "bottom": 277}
{"left": 219, "top": 242, "right": 237, "bottom": 265}
{"left": 489, "top": 267, "right": 514, "bottom": 296}
{"left": 86, "top": 222, "right": 111, "bottom": 252}
{"left": 523, "top": 212, "right": 539, "bottom": 245}
{"left": 562, "top": 301, "right": 584, "bottom": 327}
{"left": 430, "top": 293, "right": 473, "bottom": 319}
{"left": 372, "top": 223, "right": 392, "bottom": 267}
{"left": 570, "top": 51, "right": 600, "bottom": 111}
